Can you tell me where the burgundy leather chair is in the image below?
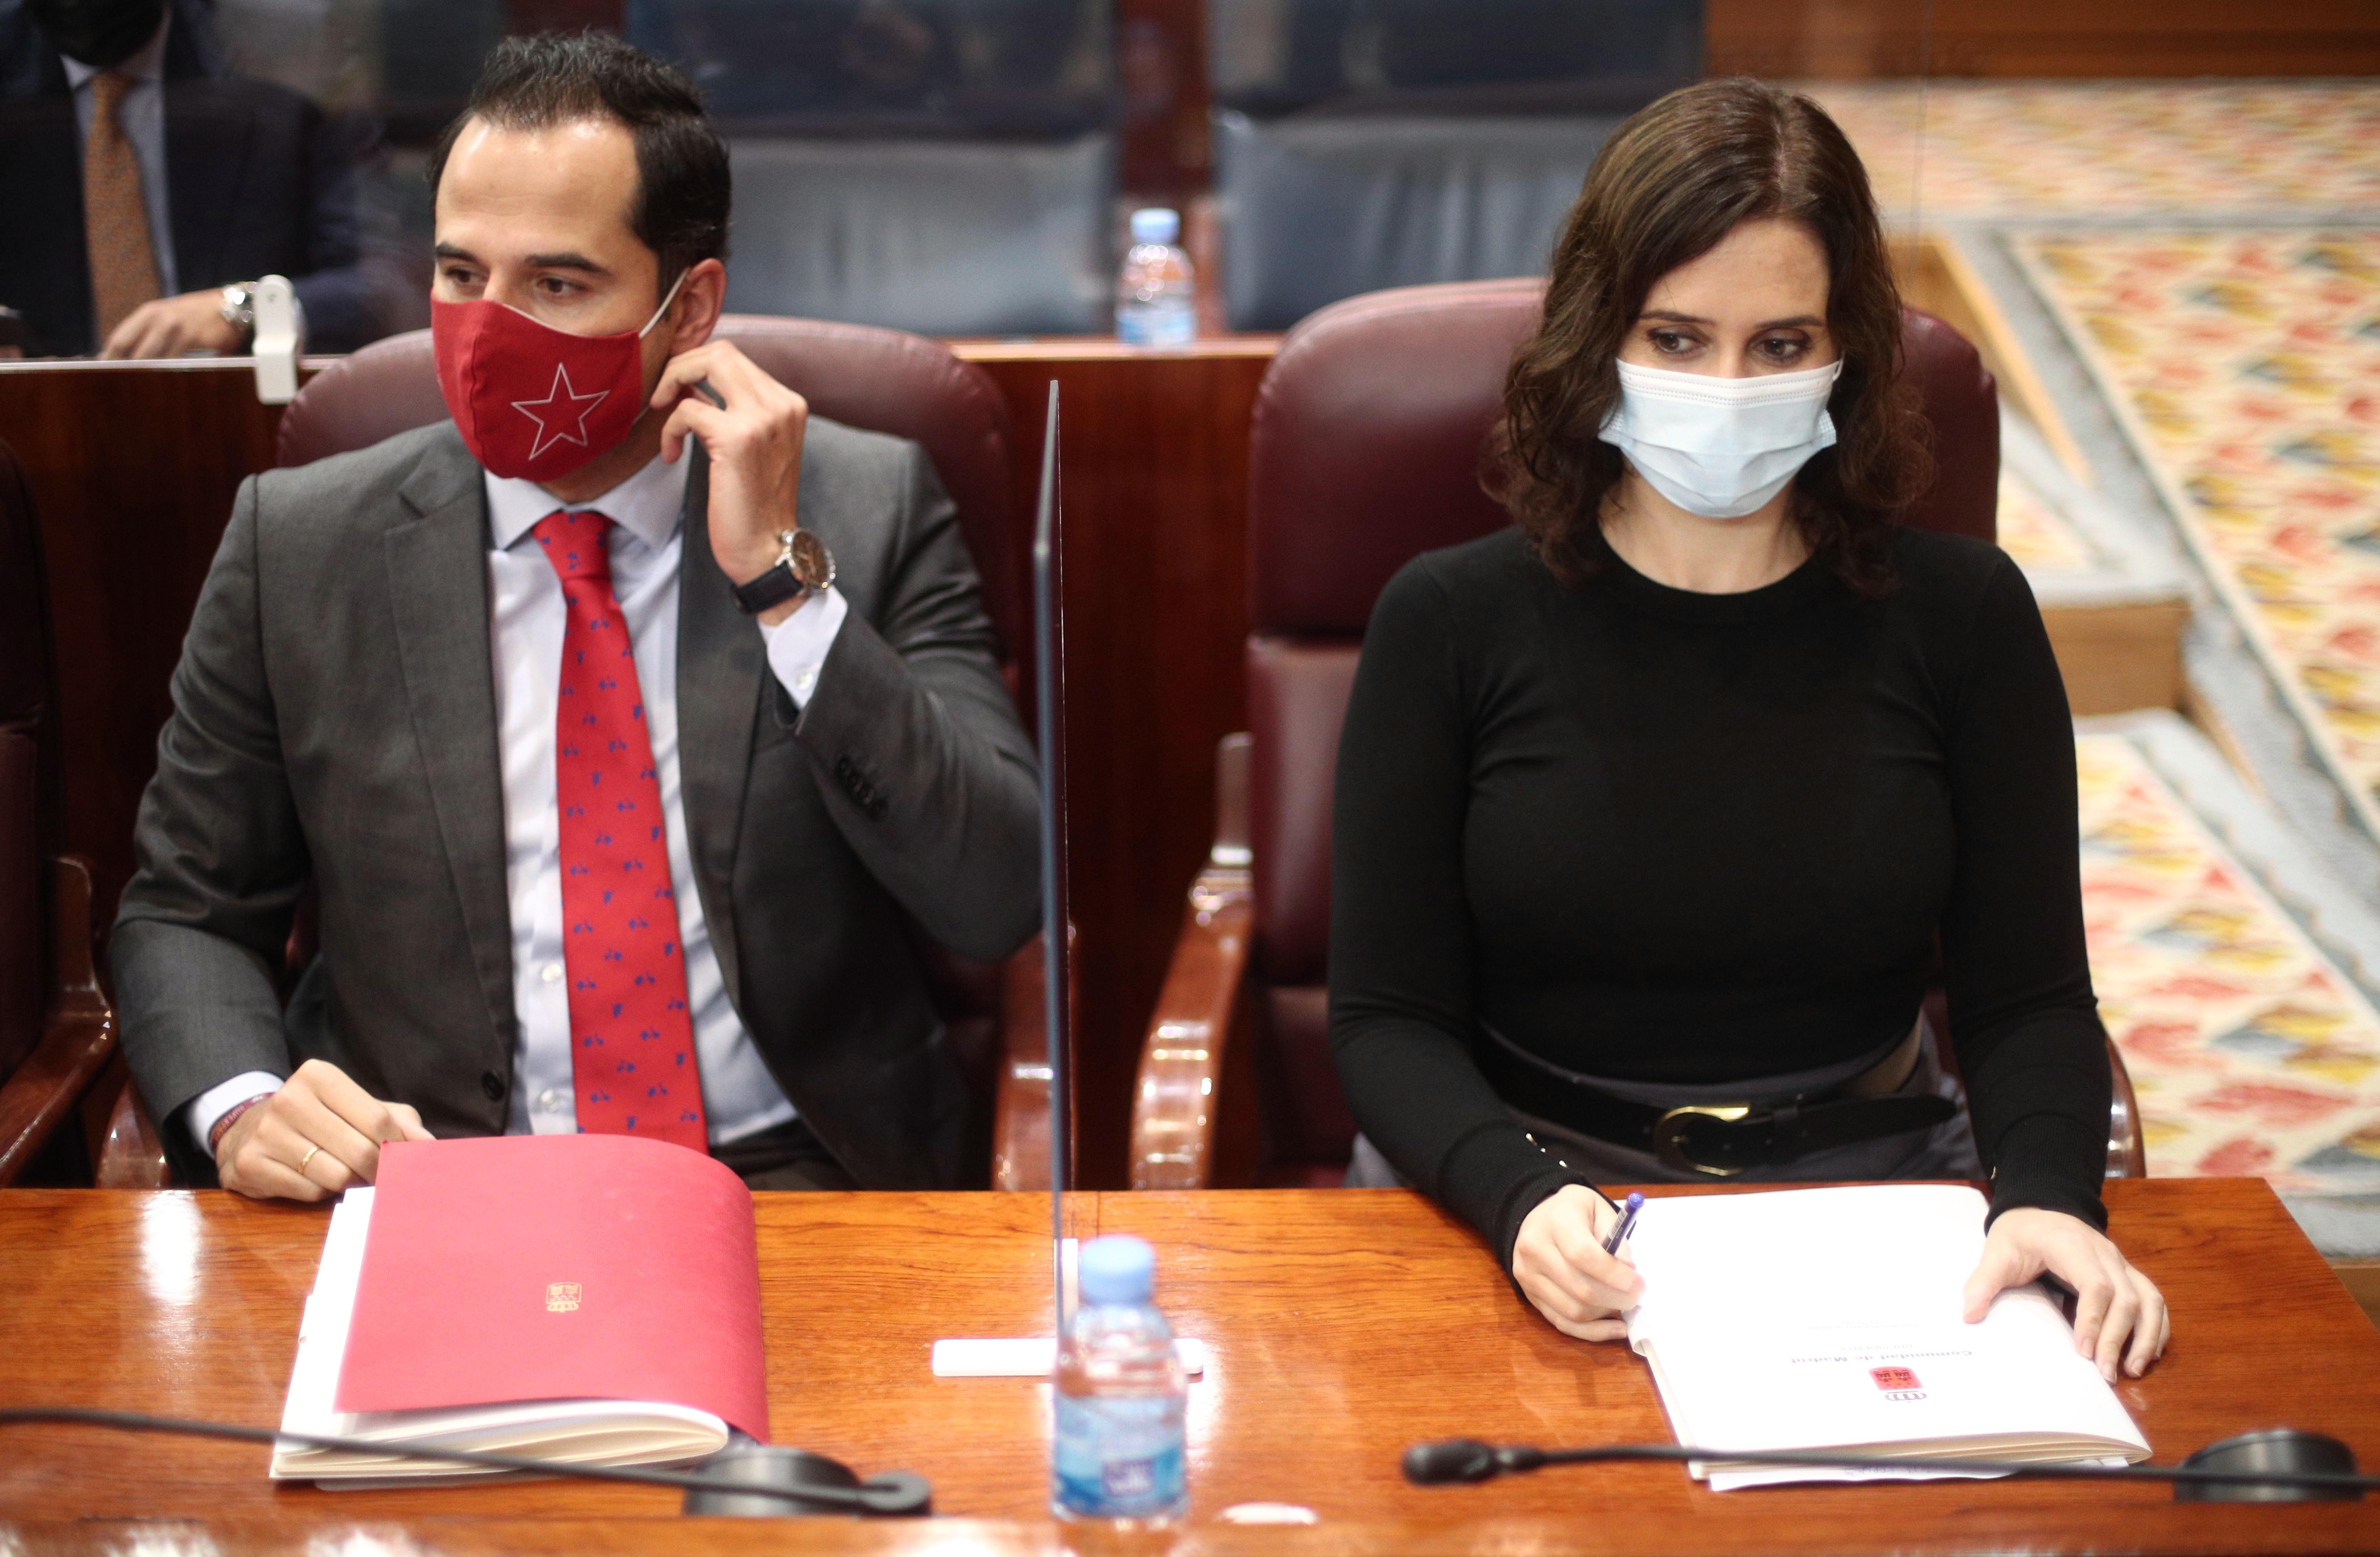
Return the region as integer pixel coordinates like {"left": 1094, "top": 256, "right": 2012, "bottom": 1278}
{"left": 1129, "top": 277, "right": 2145, "bottom": 1190}
{"left": 256, "top": 316, "right": 1058, "bottom": 1189}
{"left": 0, "top": 438, "right": 167, "bottom": 1187}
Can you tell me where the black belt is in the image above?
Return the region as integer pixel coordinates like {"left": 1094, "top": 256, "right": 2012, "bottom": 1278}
{"left": 1477, "top": 1025, "right": 1955, "bottom": 1178}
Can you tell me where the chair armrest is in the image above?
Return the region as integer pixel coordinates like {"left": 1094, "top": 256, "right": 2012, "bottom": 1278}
{"left": 992, "top": 926, "right": 1076, "bottom": 1192}
{"left": 2106, "top": 1035, "right": 2146, "bottom": 1179}
{"left": 0, "top": 856, "right": 118, "bottom": 1185}
{"left": 88, "top": 1059, "right": 169, "bottom": 1188}
{"left": 1130, "top": 734, "right": 1255, "bottom": 1191}
{"left": 994, "top": 933, "right": 1051, "bottom": 1192}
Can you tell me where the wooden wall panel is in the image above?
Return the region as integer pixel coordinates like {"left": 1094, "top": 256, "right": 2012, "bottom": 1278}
{"left": 0, "top": 363, "right": 288, "bottom": 925}
{"left": 1118, "top": 0, "right": 2380, "bottom": 193}
{"left": 1119, "top": 0, "right": 1215, "bottom": 199}
{"left": 1706, "top": 0, "right": 2380, "bottom": 79}
{"left": 959, "top": 342, "right": 1273, "bottom": 1189}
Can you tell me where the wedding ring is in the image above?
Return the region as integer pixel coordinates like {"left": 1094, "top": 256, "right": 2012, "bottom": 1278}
{"left": 298, "top": 1144, "right": 322, "bottom": 1173}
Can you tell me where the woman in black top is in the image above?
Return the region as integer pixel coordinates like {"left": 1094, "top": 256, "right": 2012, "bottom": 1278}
{"left": 1328, "top": 79, "right": 2168, "bottom": 1380}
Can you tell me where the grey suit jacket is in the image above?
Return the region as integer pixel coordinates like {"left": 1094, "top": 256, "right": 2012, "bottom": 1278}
{"left": 113, "top": 419, "right": 1041, "bottom": 1188}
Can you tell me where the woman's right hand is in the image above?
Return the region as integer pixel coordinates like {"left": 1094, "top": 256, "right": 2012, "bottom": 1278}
{"left": 1513, "top": 1184, "right": 1645, "bottom": 1340}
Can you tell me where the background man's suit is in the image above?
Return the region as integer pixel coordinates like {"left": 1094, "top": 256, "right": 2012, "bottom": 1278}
{"left": 0, "top": 0, "right": 404, "bottom": 355}
{"left": 113, "top": 417, "right": 1042, "bottom": 1188}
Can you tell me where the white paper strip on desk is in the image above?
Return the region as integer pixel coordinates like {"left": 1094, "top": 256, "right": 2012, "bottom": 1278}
{"left": 931, "top": 1337, "right": 1209, "bottom": 1377}
{"left": 1620, "top": 1184, "right": 2150, "bottom": 1491}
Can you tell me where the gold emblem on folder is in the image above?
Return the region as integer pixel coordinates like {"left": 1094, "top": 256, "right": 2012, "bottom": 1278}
{"left": 545, "top": 1282, "right": 582, "bottom": 1312}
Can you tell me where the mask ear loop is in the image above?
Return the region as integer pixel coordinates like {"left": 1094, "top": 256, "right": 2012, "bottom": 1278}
{"left": 638, "top": 269, "right": 692, "bottom": 339}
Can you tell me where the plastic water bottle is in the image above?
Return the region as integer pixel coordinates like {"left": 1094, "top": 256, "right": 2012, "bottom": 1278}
{"left": 1115, "top": 208, "right": 1196, "bottom": 347}
{"left": 1052, "top": 1235, "right": 1188, "bottom": 1523}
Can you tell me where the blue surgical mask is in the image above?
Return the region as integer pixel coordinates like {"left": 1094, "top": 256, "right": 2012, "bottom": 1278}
{"left": 1600, "top": 358, "right": 1843, "bottom": 520}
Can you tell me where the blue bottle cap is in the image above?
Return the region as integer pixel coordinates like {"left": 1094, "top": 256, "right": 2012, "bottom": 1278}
{"left": 1077, "top": 1235, "right": 1155, "bottom": 1305}
{"left": 1129, "top": 208, "right": 1180, "bottom": 246}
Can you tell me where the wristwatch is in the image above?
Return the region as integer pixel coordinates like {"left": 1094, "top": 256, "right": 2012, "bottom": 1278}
{"left": 732, "top": 528, "right": 835, "bottom": 615}
{"left": 218, "top": 282, "right": 257, "bottom": 347}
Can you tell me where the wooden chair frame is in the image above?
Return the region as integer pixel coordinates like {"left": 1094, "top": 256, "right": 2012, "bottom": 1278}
{"left": 0, "top": 856, "right": 168, "bottom": 1188}
{"left": 1131, "top": 734, "right": 2149, "bottom": 1189}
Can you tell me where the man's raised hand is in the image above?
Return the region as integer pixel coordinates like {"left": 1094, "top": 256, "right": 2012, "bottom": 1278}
{"left": 651, "top": 341, "right": 811, "bottom": 624}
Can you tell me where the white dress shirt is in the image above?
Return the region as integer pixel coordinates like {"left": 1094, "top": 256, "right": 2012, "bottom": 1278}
{"left": 188, "top": 453, "right": 849, "bottom": 1152}
{"left": 60, "top": 10, "right": 178, "bottom": 299}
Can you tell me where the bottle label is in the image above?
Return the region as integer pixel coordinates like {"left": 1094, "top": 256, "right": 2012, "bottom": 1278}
{"left": 1052, "top": 1393, "right": 1186, "bottom": 1518}
{"left": 1117, "top": 301, "right": 1196, "bottom": 347}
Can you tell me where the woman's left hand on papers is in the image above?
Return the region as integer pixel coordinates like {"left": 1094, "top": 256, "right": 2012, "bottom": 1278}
{"left": 1960, "top": 1207, "right": 2169, "bottom": 1381}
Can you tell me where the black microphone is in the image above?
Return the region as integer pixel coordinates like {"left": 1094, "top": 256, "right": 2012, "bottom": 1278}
{"left": 1402, "top": 1439, "right": 1547, "bottom": 1484}
{"left": 1402, "top": 1432, "right": 2370, "bottom": 1502}
{"left": 0, "top": 1407, "right": 932, "bottom": 1517}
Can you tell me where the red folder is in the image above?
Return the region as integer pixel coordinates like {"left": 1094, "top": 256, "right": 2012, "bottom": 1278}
{"left": 335, "top": 1134, "right": 769, "bottom": 1442}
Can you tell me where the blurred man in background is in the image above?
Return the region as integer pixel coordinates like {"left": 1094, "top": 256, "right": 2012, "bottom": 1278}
{"left": 0, "top": 0, "right": 407, "bottom": 356}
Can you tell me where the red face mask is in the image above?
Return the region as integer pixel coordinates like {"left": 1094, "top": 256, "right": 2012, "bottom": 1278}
{"left": 431, "top": 275, "right": 684, "bottom": 483}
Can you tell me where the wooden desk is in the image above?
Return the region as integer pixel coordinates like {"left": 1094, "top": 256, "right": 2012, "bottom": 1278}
{"left": 2, "top": 1180, "right": 2376, "bottom": 1553}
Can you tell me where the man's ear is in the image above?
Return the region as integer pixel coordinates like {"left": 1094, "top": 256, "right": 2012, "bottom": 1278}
{"left": 666, "top": 257, "right": 728, "bottom": 354}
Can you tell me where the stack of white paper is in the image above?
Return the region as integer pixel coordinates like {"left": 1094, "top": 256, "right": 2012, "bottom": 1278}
{"left": 1622, "top": 1184, "right": 2150, "bottom": 1490}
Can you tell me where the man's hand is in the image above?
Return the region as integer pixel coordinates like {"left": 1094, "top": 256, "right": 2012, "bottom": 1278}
{"left": 214, "top": 1059, "right": 434, "bottom": 1202}
{"left": 651, "top": 341, "right": 810, "bottom": 626}
{"left": 1962, "top": 1206, "right": 2170, "bottom": 1381}
{"left": 100, "top": 288, "right": 243, "bottom": 360}
{"left": 1512, "top": 1184, "right": 1643, "bottom": 1341}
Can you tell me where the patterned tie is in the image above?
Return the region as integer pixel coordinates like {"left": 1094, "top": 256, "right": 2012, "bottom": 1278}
{"left": 534, "top": 510, "right": 710, "bottom": 1153}
{"left": 83, "top": 71, "right": 161, "bottom": 347}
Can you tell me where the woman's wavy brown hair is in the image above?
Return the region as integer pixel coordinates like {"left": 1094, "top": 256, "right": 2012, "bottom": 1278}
{"left": 1488, "top": 78, "right": 1930, "bottom": 595}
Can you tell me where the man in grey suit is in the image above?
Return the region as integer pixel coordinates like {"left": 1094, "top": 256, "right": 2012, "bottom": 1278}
{"left": 112, "top": 34, "right": 1039, "bottom": 1198}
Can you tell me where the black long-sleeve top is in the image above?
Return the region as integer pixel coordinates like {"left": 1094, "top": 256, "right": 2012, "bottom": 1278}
{"left": 1328, "top": 525, "right": 2112, "bottom": 1270}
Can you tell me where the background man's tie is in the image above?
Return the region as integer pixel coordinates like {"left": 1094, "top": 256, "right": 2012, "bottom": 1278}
{"left": 83, "top": 71, "right": 161, "bottom": 346}
{"left": 535, "top": 510, "right": 710, "bottom": 1153}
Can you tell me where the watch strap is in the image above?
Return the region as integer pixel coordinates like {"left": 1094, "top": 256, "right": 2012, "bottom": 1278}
{"left": 732, "top": 560, "right": 805, "bottom": 615}
{"left": 732, "top": 529, "right": 834, "bottom": 615}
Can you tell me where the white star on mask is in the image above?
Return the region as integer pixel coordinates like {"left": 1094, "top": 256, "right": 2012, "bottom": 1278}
{"left": 511, "top": 364, "right": 611, "bottom": 461}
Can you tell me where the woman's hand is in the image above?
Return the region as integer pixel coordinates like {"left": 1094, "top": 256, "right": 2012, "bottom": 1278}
{"left": 1513, "top": 1184, "right": 1644, "bottom": 1341}
{"left": 1962, "top": 1206, "right": 2168, "bottom": 1381}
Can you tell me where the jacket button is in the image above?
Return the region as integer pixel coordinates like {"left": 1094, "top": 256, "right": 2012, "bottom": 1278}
{"left": 481, "top": 1071, "right": 506, "bottom": 1102}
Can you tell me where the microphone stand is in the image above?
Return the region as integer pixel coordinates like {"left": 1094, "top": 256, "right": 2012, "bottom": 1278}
{"left": 1404, "top": 1435, "right": 2374, "bottom": 1501}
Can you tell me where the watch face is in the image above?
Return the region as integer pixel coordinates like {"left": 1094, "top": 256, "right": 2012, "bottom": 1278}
{"left": 788, "top": 529, "right": 834, "bottom": 591}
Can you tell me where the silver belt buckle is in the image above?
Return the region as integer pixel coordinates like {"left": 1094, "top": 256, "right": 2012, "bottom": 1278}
{"left": 1651, "top": 1104, "right": 1752, "bottom": 1177}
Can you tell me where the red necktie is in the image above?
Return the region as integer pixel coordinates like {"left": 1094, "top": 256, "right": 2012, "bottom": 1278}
{"left": 534, "top": 510, "right": 709, "bottom": 1153}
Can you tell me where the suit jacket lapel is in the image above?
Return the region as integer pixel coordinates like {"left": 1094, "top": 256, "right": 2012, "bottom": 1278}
{"left": 385, "top": 432, "right": 517, "bottom": 1049}
{"left": 675, "top": 448, "right": 761, "bottom": 1005}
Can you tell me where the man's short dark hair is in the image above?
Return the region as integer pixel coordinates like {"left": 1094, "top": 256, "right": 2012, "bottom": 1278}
{"left": 427, "top": 33, "right": 731, "bottom": 293}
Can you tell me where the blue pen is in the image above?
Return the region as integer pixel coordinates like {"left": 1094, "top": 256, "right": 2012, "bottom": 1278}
{"left": 1602, "top": 1191, "right": 1644, "bottom": 1256}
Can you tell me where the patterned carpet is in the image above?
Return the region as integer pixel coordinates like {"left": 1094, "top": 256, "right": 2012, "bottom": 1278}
{"left": 1807, "top": 80, "right": 2380, "bottom": 221}
{"left": 2016, "top": 229, "right": 2380, "bottom": 844}
{"left": 1787, "top": 80, "right": 2380, "bottom": 1238}
{"left": 2079, "top": 717, "right": 2380, "bottom": 1201}
{"left": 1997, "top": 464, "right": 2094, "bottom": 575}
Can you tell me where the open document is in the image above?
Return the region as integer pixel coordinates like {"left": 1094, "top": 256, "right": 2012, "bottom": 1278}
{"left": 1622, "top": 1184, "right": 2150, "bottom": 1490}
{"left": 273, "top": 1134, "right": 767, "bottom": 1485}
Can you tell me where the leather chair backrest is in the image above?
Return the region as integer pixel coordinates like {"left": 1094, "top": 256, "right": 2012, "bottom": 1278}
{"left": 0, "top": 439, "right": 56, "bottom": 1079}
{"left": 276, "top": 315, "right": 1023, "bottom": 666}
{"left": 1243, "top": 278, "right": 2000, "bottom": 1173}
